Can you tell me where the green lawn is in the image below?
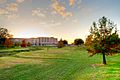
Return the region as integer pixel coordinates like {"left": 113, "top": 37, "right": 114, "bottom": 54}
{"left": 0, "top": 46, "right": 120, "bottom": 80}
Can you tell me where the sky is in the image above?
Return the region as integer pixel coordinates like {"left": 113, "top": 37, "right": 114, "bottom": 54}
{"left": 0, "top": 0, "right": 120, "bottom": 43}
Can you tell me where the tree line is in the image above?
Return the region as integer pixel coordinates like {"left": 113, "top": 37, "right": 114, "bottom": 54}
{"left": 0, "top": 27, "right": 84, "bottom": 48}
{"left": 0, "top": 28, "right": 31, "bottom": 48}
{"left": 57, "top": 38, "right": 84, "bottom": 48}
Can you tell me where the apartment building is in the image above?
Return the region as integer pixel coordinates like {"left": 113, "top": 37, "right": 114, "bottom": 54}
{"left": 12, "top": 37, "right": 58, "bottom": 46}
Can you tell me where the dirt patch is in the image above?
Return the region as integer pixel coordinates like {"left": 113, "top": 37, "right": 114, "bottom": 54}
{"left": 0, "top": 59, "right": 30, "bottom": 68}
{"left": 0, "top": 57, "right": 43, "bottom": 69}
{"left": 92, "top": 64, "right": 105, "bottom": 68}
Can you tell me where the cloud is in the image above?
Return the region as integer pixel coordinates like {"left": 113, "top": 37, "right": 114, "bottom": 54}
{"left": 0, "top": 0, "right": 6, "bottom": 3}
{"left": 16, "top": 0, "right": 25, "bottom": 3}
{"left": 0, "top": 8, "right": 8, "bottom": 15}
{"left": 6, "top": 14, "right": 19, "bottom": 20}
{"left": 16, "top": 0, "right": 32, "bottom": 4}
{"left": 6, "top": 3, "right": 18, "bottom": 12}
{"left": 32, "top": 8, "right": 46, "bottom": 17}
{"left": 51, "top": 10, "right": 57, "bottom": 15}
{"left": 0, "top": 2, "right": 19, "bottom": 20}
{"left": 77, "top": 0, "right": 82, "bottom": 9}
{"left": 72, "top": 19, "right": 79, "bottom": 23}
{"left": 52, "top": 0, "right": 73, "bottom": 18}
{"left": 69, "top": 0, "right": 75, "bottom": 6}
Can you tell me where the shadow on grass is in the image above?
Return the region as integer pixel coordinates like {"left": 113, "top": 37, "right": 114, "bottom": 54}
{"left": 0, "top": 48, "right": 43, "bottom": 57}
{"left": 13, "top": 55, "right": 71, "bottom": 61}
{"left": 0, "top": 50, "right": 30, "bottom": 57}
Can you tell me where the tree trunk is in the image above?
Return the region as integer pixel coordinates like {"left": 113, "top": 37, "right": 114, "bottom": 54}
{"left": 102, "top": 53, "right": 107, "bottom": 65}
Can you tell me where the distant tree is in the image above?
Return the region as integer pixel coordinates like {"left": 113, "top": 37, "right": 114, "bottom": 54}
{"left": 85, "top": 16, "right": 120, "bottom": 65}
{"left": 4, "top": 38, "right": 13, "bottom": 48}
{"left": 21, "top": 39, "right": 27, "bottom": 47}
{"left": 63, "top": 40, "right": 68, "bottom": 45}
{"left": 74, "top": 38, "right": 84, "bottom": 46}
{"left": 0, "top": 27, "right": 13, "bottom": 46}
{"left": 57, "top": 39, "right": 64, "bottom": 48}
{"left": 27, "top": 42, "right": 32, "bottom": 47}
{"left": 14, "top": 42, "right": 21, "bottom": 47}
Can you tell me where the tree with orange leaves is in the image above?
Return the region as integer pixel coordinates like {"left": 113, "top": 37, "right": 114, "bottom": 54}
{"left": 21, "top": 39, "right": 27, "bottom": 47}
{"left": 4, "top": 38, "right": 13, "bottom": 48}
{"left": 85, "top": 16, "right": 120, "bottom": 65}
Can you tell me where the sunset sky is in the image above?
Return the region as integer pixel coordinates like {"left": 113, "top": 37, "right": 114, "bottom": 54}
{"left": 0, "top": 0, "right": 120, "bottom": 43}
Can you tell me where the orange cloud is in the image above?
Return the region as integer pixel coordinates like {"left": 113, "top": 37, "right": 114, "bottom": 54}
{"left": 6, "top": 3, "right": 18, "bottom": 12}
{"left": 69, "top": 0, "right": 75, "bottom": 6}
{"left": 52, "top": 0, "right": 72, "bottom": 18}
{"left": 0, "top": 8, "right": 8, "bottom": 15}
{"left": 0, "top": 2, "right": 19, "bottom": 20}
{"left": 16, "top": 0, "right": 32, "bottom": 3}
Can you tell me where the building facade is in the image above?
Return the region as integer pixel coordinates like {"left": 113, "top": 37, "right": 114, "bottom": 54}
{"left": 12, "top": 37, "right": 58, "bottom": 46}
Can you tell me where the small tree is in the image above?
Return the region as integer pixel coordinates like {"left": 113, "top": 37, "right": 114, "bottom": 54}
{"left": 21, "top": 39, "right": 27, "bottom": 47}
{"left": 14, "top": 42, "right": 21, "bottom": 47}
{"left": 4, "top": 38, "right": 13, "bottom": 48}
{"left": 0, "top": 27, "right": 13, "bottom": 46}
{"left": 74, "top": 38, "right": 84, "bottom": 46}
{"left": 57, "top": 39, "right": 64, "bottom": 48}
{"left": 85, "top": 16, "right": 120, "bottom": 65}
{"left": 27, "top": 42, "right": 32, "bottom": 47}
{"left": 63, "top": 40, "right": 68, "bottom": 45}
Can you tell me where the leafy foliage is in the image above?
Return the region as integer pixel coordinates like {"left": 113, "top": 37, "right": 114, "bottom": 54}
{"left": 14, "top": 42, "right": 21, "bottom": 47}
{"left": 0, "top": 27, "right": 13, "bottom": 46}
{"left": 27, "top": 42, "right": 32, "bottom": 47}
{"left": 4, "top": 38, "right": 13, "bottom": 48}
{"left": 21, "top": 39, "right": 27, "bottom": 47}
{"left": 74, "top": 38, "right": 84, "bottom": 46}
{"left": 85, "top": 16, "right": 120, "bottom": 64}
{"left": 62, "top": 40, "right": 68, "bottom": 45}
{"left": 57, "top": 39, "right": 64, "bottom": 48}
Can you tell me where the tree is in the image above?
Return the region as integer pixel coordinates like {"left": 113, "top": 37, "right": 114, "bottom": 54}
{"left": 14, "top": 42, "right": 21, "bottom": 47}
{"left": 0, "top": 27, "right": 13, "bottom": 46}
{"left": 21, "top": 39, "right": 27, "bottom": 47}
{"left": 85, "top": 16, "right": 120, "bottom": 65}
{"left": 57, "top": 39, "right": 64, "bottom": 48}
{"left": 4, "top": 38, "right": 13, "bottom": 48}
{"left": 27, "top": 42, "right": 32, "bottom": 47}
{"left": 74, "top": 38, "right": 84, "bottom": 46}
{"left": 62, "top": 40, "right": 68, "bottom": 45}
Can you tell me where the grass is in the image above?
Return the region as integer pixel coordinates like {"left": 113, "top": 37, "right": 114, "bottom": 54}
{"left": 0, "top": 46, "right": 43, "bottom": 57}
{"left": 0, "top": 46, "right": 120, "bottom": 80}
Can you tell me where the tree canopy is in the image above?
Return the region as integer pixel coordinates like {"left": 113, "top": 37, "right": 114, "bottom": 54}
{"left": 74, "top": 38, "right": 84, "bottom": 46}
{"left": 57, "top": 39, "right": 64, "bottom": 48}
{"left": 63, "top": 40, "right": 68, "bottom": 45}
{"left": 0, "top": 27, "right": 13, "bottom": 46}
{"left": 85, "top": 16, "right": 120, "bottom": 64}
{"left": 21, "top": 39, "right": 27, "bottom": 47}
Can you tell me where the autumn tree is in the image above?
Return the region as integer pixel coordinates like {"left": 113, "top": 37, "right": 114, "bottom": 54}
{"left": 21, "top": 39, "right": 27, "bottom": 47}
{"left": 85, "top": 16, "right": 120, "bottom": 65}
{"left": 4, "top": 38, "right": 13, "bottom": 48}
{"left": 0, "top": 27, "right": 13, "bottom": 46}
{"left": 57, "top": 39, "right": 64, "bottom": 48}
{"left": 74, "top": 38, "right": 84, "bottom": 46}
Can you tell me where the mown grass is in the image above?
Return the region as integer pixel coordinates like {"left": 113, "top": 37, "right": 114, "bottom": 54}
{"left": 0, "top": 46, "right": 44, "bottom": 57}
{"left": 0, "top": 46, "right": 120, "bottom": 80}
